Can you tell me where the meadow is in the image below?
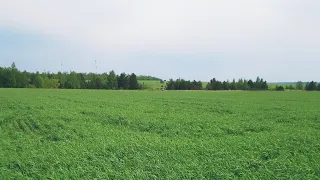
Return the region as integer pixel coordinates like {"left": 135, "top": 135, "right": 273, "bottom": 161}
{"left": 1, "top": 89, "right": 320, "bottom": 179}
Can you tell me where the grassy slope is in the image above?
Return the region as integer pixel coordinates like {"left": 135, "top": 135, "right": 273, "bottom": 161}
{"left": 1, "top": 89, "right": 320, "bottom": 179}
{"left": 139, "top": 80, "right": 164, "bottom": 90}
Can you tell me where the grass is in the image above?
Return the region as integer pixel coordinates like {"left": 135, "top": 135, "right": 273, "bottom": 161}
{"left": 1, "top": 89, "right": 320, "bottom": 179}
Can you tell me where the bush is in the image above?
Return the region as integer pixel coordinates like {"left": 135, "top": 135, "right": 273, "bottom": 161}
{"left": 286, "top": 85, "right": 295, "bottom": 90}
{"left": 275, "top": 85, "right": 285, "bottom": 91}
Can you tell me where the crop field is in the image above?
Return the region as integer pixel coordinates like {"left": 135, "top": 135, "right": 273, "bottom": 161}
{"left": 1, "top": 89, "right": 320, "bottom": 179}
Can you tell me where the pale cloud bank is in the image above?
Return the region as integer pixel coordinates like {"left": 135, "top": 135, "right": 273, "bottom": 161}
{"left": 0, "top": 0, "right": 319, "bottom": 81}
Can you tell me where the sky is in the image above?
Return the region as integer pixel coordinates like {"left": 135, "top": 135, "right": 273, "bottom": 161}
{"left": 0, "top": 0, "right": 319, "bottom": 82}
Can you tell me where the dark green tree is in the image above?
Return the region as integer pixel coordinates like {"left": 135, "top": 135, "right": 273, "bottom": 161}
{"left": 167, "top": 79, "right": 175, "bottom": 90}
{"left": 76, "top": 73, "right": 85, "bottom": 89}
{"left": 7, "top": 62, "right": 18, "bottom": 88}
{"left": 286, "top": 85, "right": 294, "bottom": 90}
{"left": 34, "top": 74, "right": 44, "bottom": 88}
{"left": 296, "top": 81, "right": 304, "bottom": 90}
{"left": 95, "top": 76, "right": 103, "bottom": 89}
{"left": 118, "top": 73, "right": 129, "bottom": 90}
{"left": 247, "top": 80, "right": 254, "bottom": 89}
{"left": 305, "top": 81, "right": 317, "bottom": 91}
{"left": 129, "top": 73, "right": 139, "bottom": 90}
{"left": 275, "top": 85, "right": 285, "bottom": 91}
{"left": 230, "top": 79, "right": 237, "bottom": 90}
{"left": 17, "top": 71, "right": 29, "bottom": 88}
{"left": 0, "top": 68, "right": 11, "bottom": 87}
{"left": 0, "top": 67, "right": 4, "bottom": 87}
{"left": 107, "top": 70, "right": 118, "bottom": 90}
{"left": 64, "top": 72, "right": 80, "bottom": 89}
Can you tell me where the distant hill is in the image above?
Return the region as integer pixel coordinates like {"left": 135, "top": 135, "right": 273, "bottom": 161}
{"left": 269, "top": 82, "right": 297, "bottom": 84}
{"left": 137, "top": 75, "right": 162, "bottom": 81}
{"left": 269, "top": 82, "right": 308, "bottom": 84}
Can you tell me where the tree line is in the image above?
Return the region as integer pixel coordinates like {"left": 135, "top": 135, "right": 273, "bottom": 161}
{"left": 304, "top": 81, "right": 320, "bottom": 91}
{"left": 166, "top": 79, "right": 203, "bottom": 90}
{"left": 0, "top": 62, "right": 319, "bottom": 91}
{"left": 163, "top": 78, "right": 320, "bottom": 91}
{"left": 206, "top": 77, "right": 268, "bottom": 90}
{"left": 274, "top": 81, "right": 320, "bottom": 91}
{"left": 0, "top": 63, "right": 142, "bottom": 90}
{"left": 165, "top": 77, "right": 268, "bottom": 91}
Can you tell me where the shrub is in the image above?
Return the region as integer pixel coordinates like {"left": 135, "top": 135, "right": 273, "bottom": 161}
{"left": 275, "top": 85, "right": 285, "bottom": 91}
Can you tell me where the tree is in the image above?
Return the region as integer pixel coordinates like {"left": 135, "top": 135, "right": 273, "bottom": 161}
{"left": 95, "top": 76, "right": 103, "bottom": 89}
{"left": 107, "top": 70, "right": 118, "bottom": 90}
{"left": 58, "top": 72, "right": 67, "bottom": 88}
{"left": 261, "top": 81, "right": 268, "bottom": 90}
{"left": 254, "top": 77, "right": 268, "bottom": 90}
{"left": 64, "top": 72, "right": 80, "bottom": 89}
{"left": 129, "top": 73, "right": 139, "bottom": 90}
{"left": 0, "top": 67, "right": 10, "bottom": 88}
{"left": 86, "top": 73, "right": 96, "bottom": 89}
{"left": 296, "top": 81, "right": 303, "bottom": 90}
{"left": 305, "top": 81, "right": 317, "bottom": 91}
{"left": 43, "top": 77, "right": 59, "bottom": 88}
{"left": 10, "top": 62, "right": 17, "bottom": 70}
{"left": 207, "top": 78, "right": 219, "bottom": 90}
{"left": 118, "top": 73, "right": 129, "bottom": 90}
{"left": 34, "top": 74, "right": 44, "bottom": 88}
{"left": 0, "top": 62, "right": 274, "bottom": 92}
{"left": 206, "top": 78, "right": 266, "bottom": 91}
{"left": 275, "top": 85, "right": 285, "bottom": 91}
{"left": 6, "top": 62, "right": 18, "bottom": 88}
{"left": 166, "top": 79, "right": 202, "bottom": 90}
{"left": 247, "top": 80, "right": 254, "bottom": 89}
{"left": 222, "top": 81, "right": 230, "bottom": 90}
{"left": 167, "top": 79, "right": 175, "bottom": 90}
{"left": 16, "top": 71, "right": 29, "bottom": 88}
{"left": 286, "top": 85, "right": 294, "bottom": 90}
{"left": 191, "top": 80, "right": 202, "bottom": 90}
{"left": 230, "top": 79, "right": 237, "bottom": 90}
{"left": 237, "top": 79, "right": 249, "bottom": 90}
{"left": 0, "top": 67, "right": 3, "bottom": 87}
{"left": 77, "top": 73, "right": 86, "bottom": 89}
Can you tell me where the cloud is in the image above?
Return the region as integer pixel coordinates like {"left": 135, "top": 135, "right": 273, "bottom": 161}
{"left": 0, "top": 0, "right": 319, "bottom": 81}
{"left": 1, "top": 0, "right": 319, "bottom": 54}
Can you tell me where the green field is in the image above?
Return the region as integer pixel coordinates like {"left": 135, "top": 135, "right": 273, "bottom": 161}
{"left": 1, "top": 89, "right": 320, "bottom": 179}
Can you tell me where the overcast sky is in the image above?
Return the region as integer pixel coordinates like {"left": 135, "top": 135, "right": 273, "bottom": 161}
{"left": 0, "top": 0, "right": 319, "bottom": 81}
